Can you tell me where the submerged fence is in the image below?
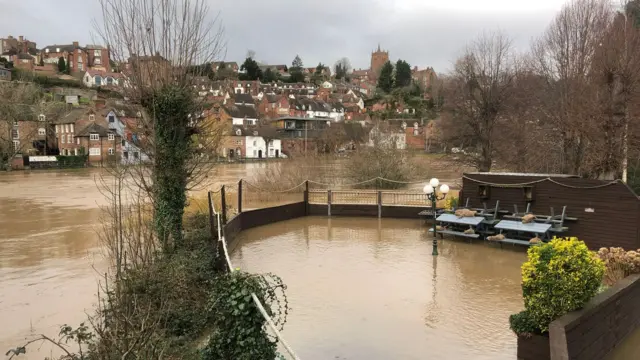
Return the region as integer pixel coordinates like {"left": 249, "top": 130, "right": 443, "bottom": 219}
{"left": 211, "top": 177, "right": 450, "bottom": 216}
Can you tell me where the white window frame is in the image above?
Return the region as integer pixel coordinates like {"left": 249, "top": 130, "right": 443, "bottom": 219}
{"left": 108, "top": 133, "right": 115, "bottom": 141}
{"left": 70, "top": 124, "right": 74, "bottom": 133}
{"left": 90, "top": 133, "right": 99, "bottom": 141}
{"left": 13, "top": 140, "right": 19, "bottom": 151}
{"left": 76, "top": 138, "right": 80, "bottom": 145}
{"left": 38, "top": 128, "right": 46, "bottom": 136}
{"left": 64, "top": 124, "right": 69, "bottom": 133}
{"left": 11, "top": 128, "right": 19, "bottom": 140}
{"left": 89, "top": 147, "right": 101, "bottom": 156}
{"left": 61, "top": 135, "right": 65, "bottom": 144}
{"left": 68, "top": 134, "right": 72, "bottom": 143}
{"left": 108, "top": 148, "right": 114, "bottom": 155}
{"left": 38, "top": 114, "right": 46, "bottom": 122}
{"left": 89, "top": 114, "right": 95, "bottom": 121}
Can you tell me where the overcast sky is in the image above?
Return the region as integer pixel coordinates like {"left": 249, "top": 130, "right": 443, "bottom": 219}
{"left": 0, "top": 0, "right": 570, "bottom": 73}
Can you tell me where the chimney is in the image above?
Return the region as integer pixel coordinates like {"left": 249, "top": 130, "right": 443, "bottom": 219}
{"left": 18, "top": 36, "right": 24, "bottom": 42}
{"left": 413, "top": 66, "right": 418, "bottom": 71}
{"left": 73, "top": 41, "right": 79, "bottom": 48}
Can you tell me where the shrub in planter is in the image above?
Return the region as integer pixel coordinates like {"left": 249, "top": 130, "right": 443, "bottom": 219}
{"left": 520, "top": 237, "right": 604, "bottom": 333}
{"left": 597, "top": 247, "right": 640, "bottom": 286}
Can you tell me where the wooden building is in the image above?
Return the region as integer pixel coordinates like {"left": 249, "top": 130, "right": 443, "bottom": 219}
{"left": 461, "top": 173, "right": 640, "bottom": 250}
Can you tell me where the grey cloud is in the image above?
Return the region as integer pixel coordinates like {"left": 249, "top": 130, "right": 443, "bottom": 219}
{"left": 0, "top": 0, "right": 560, "bottom": 73}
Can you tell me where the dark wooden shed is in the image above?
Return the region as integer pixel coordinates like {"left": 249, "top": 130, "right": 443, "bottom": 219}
{"left": 461, "top": 173, "right": 640, "bottom": 250}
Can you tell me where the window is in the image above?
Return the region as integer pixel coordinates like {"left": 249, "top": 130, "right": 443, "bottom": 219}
{"left": 38, "top": 128, "right": 45, "bottom": 136}
{"left": 56, "top": 48, "right": 60, "bottom": 52}
{"left": 61, "top": 135, "right": 65, "bottom": 144}
{"left": 38, "top": 114, "right": 45, "bottom": 122}
{"left": 95, "top": 58, "right": 102, "bottom": 65}
{"left": 107, "top": 77, "right": 113, "bottom": 85}
{"left": 123, "top": 151, "right": 129, "bottom": 159}
{"left": 108, "top": 148, "right": 114, "bottom": 155}
{"left": 133, "top": 152, "right": 139, "bottom": 159}
{"left": 64, "top": 124, "right": 69, "bottom": 133}
{"left": 69, "top": 61, "right": 74, "bottom": 69}
{"left": 89, "top": 114, "right": 95, "bottom": 121}
{"left": 78, "top": 63, "right": 83, "bottom": 71}
{"left": 89, "top": 148, "right": 101, "bottom": 156}
{"left": 90, "top": 133, "right": 99, "bottom": 141}
{"left": 13, "top": 140, "right": 19, "bottom": 151}
{"left": 85, "top": 76, "right": 89, "bottom": 82}
{"left": 121, "top": 139, "right": 126, "bottom": 146}
{"left": 76, "top": 138, "right": 80, "bottom": 145}
{"left": 253, "top": 140, "right": 257, "bottom": 146}
{"left": 74, "top": 148, "right": 78, "bottom": 156}
{"left": 70, "top": 124, "right": 74, "bottom": 133}
{"left": 56, "top": 125, "right": 60, "bottom": 133}
{"left": 235, "top": 139, "right": 242, "bottom": 145}
{"left": 77, "top": 54, "right": 83, "bottom": 61}
{"left": 68, "top": 134, "right": 72, "bottom": 143}
{"left": 94, "top": 50, "right": 101, "bottom": 57}
{"left": 11, "top": 129, "right": 19, "bottom": 139}
{"left": 13, "top": 119, "right": 18, "bottom": 127}
{"left": 108, "top": 133, "right": 115, "bottom": 141}
{"left": 45, "top": 48, "right": 50, "bottom": 53}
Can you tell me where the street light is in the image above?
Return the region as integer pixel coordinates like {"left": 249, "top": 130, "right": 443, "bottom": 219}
{"left": 424, "top": 177, "right": 449, "bottom": 256}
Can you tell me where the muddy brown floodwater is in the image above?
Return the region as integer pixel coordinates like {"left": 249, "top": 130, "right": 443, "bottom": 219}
{"left": 230, "top": 216, "right": 528, "bottom": 360}
{"left": 0, "top": 157, "right": 465, "bottom": 359}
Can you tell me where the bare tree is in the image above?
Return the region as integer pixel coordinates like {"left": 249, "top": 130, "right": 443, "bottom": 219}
{"left": 529, "top": 0, "right": 612, "bottom": 176}
{"left": 443, "top": 31, "right": 516, "bottom": 171}
{"left": 95, "top": 0, "right": 227, "bottom": 251}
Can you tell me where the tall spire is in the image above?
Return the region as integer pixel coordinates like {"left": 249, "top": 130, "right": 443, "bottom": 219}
{"left": 377, "top": 43, "right": 381, "bottom": 52}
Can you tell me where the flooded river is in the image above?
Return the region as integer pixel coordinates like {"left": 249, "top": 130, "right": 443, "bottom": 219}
{"left": 231, "top": 216, "right": 527, "bottom": 359}
{"left": 0, "top": 157, "right": 462, "bottom": 358}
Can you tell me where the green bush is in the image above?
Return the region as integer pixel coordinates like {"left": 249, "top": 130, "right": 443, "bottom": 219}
{"left": 509, "top": 310, "right": 538, "bottom": 337}
{"left": 56, "top": 155, "right": 88, "bottom": 168}
{"left": 519, "top": 237, "right": 604, "bottom": 333}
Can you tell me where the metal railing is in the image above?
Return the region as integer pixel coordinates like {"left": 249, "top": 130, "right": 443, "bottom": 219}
{"left": 309, "top": 189, "right": 432, "bottom": 207}
{"left": 209, "top": 192, "right": 301, "bottom": 360}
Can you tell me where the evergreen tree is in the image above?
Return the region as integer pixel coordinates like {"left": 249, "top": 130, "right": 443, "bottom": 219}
{"left": 240, "top": 57, "right": 262, "bottom": 80}
{"left": 334, "top": 57, "right": 351, "bottom": 80}
{"left": 377, "top": 61, "right": 394, "bottom": 93}
{"left": 395, "top": 59, "right": 412, "bottom": 88}
{"left": 289, "top": 55, "right": 305, "bottom": 83}
{"left": 57, "top": 57, "right": 66, "bottom": 73}
{"left": 262, "top": 68, "right": 277, "bottom": 83}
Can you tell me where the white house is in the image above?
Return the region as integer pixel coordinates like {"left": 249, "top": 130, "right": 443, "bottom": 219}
{"left": 321, "top": 81, "right": 334, "bottom": 89}
{"left": 83, "top": 70, "right": 123, "bottom": 88}
{"left": 225, "top": 104, "right": 259, "bottom": 126}
{"left": 105, "top": 107, "right": 150, "bottom": 164}
{"left": 226, "top": 127, "right": 282, "bottom": 159}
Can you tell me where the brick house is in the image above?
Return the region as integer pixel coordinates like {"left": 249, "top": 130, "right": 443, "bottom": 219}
{"left": 11, "top": 53, "right": 36, "bottom": 70}
{"left": 76, "top": 122, "right": 121, "bottom": 165}
{"left": 41, "top": 42, "right": 110, "bottom": 73}
{"left": 127, "top": 53, "right": 171, "bottom": 87}
{"left": 213, "top": 62, "right": 239, "bottom": 73}
{"left": 0, "top": 35, "right": 37, "bottom": 56}
{"left": 258, "top": 95, "right": 290, "bottom": 119}
{"left": 1, "top": 115, "right": 56, "bottom": 157}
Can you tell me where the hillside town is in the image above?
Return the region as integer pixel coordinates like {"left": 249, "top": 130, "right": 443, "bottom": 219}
{"left": 0, "top": 34, "right": 439, "bottom": 169}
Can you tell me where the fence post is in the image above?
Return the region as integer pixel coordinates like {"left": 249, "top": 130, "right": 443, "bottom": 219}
{"left": 378, "top": 191, "right": 382, "bottom": 218}
{"left": 327, "top": 189, "right": 332, "bottom": 217}
{"left": 221, "top": 185, "right": 227, "bottom": 224}
{"left": 304, "top": 180, "right": 309, "bottom": 215}
{"left": 207, "top": 191, "right": 217, "bottom": 239}
{"left": 238, "top": 179, "right": 243, "bottom": 214}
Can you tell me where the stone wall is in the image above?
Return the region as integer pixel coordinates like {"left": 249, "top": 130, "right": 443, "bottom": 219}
{"left": 549, "top": 274, "right": 640, "bottom": 360}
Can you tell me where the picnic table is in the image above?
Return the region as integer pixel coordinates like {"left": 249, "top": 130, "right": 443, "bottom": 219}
{"left": 492, "top": 220, "right": 552, "bottom": 247}
{"left": 428, "top": 213, "right": 486, "bottom": 239}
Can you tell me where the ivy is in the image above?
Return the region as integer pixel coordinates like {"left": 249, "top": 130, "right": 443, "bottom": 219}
{"left": 141, "top": 85, "right": 196, "bottom": 252}
{"left": 203, "top": 271, "right": 289, "bottom": 360}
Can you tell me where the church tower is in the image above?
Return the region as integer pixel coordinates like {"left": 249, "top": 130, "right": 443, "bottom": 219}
{"left": 370, "top": 44, "right": 389, "bottom": 80}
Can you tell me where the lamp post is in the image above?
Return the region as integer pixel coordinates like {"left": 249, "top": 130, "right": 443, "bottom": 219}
{"left": 424, "top": 177, "right": 449, "bottom": 256}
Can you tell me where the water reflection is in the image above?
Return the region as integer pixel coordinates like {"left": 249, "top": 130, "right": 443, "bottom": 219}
{"left": 231, "top": 216, "right": 527, "bottom": 360}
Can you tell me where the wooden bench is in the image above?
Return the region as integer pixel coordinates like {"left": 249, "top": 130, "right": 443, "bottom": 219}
{"left": 428, "top": 228, "right": 480, "bottom": 239}
{"left": 499, "top": 238, "right": 539, "bottom": 247}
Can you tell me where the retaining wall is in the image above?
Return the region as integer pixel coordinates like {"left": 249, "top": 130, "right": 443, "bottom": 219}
{"left": 549, "top": 274, "right": 640, "bottom": 360}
